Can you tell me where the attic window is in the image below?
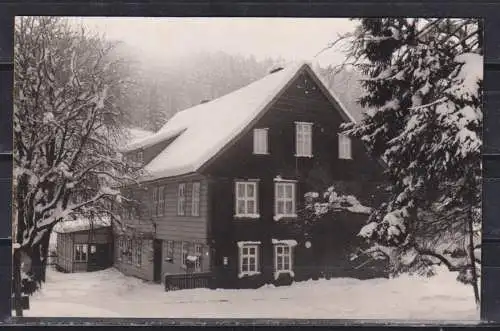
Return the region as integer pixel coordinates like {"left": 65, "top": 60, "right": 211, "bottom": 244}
{"left": 253, "top": 128, "right": 268, "bottom": 154}
{"left": 338, "top": 133, "right": 352, "bottom": 160}
{"left": 295, "top": 122, "right": 313, "bottom": 157}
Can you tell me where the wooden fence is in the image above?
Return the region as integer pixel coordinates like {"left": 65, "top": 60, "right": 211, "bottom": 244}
{"left": 164, "top": 272, "right": 215, "bottom": 291}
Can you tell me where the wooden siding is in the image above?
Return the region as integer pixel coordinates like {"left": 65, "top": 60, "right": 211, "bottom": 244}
{"left": 55, "top": 228, "right": 112, "bottom": 273}
{"left": 120, "top": 174, "right": 210, "bottom": 243}
{"left": 203, "top": 70, "right": 388, "bottom": 286}
{"left": 56, "top": 232, "right": 73, "bottom": 272}
{"left": 161, "top": 240, "right": 211, "bottom": 276}
{"left": 114, "top": 237, "right": 154, "bottom": 281}
{"left": 73, "top": 227, "right": 111, "bottom": 244}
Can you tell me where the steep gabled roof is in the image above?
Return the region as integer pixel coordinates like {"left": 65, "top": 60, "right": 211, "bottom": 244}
{"left": 127, "top": 62, "right": 362, "bottom": 181}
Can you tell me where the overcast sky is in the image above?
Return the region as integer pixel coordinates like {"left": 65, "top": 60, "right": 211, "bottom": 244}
{"left": 73, "top": 17, "right": 357, "bottom": 67}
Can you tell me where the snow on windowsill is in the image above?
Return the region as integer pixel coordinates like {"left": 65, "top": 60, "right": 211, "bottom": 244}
{"left": 273, "top": 214, "right": 298, "bottom": 221}
{"left": 274, "top": 270, "right": 295, "bottom": 280}
{"left": 252, "top": 152, "right": 270, "bottom": 155}
{"left": 237, "top": 241, "right": 261, "bottom": 248}
{"left": 273, "top": 176, "right": 297, "bottom": 182}
{"left": 238, "top": 271, "right": 261, "bottom": 279}
{"left": 272, "top": 239, "right": 298, "bottom": 247}
{"left": 186, "top": 255, "right": 199, "bottom": 262}
{"left": 234, "top": 213, "right": 260, "bottom": 219}
{"left": 294, "top": 154, "right": 313, "bottom": 158}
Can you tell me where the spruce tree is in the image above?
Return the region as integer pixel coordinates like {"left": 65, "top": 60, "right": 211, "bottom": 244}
{"left": 339, "top": 18, "right": 482, "bottom": 304}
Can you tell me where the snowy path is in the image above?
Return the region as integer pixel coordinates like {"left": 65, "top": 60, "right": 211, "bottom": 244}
{"left": 23, "top": 267, "right": 479, "bottom": 320}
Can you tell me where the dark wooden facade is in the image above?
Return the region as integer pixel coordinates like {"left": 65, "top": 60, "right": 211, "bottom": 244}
{"left": 119, "top": 66, "right": 388, "bottom": 288}
{"left": 55, "top": 227, "right": 113, "bottom": 273}
{"left": 201, "top": 69, "right": 387, "bottom": 288}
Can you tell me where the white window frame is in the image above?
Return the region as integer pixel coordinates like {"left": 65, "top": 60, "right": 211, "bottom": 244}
{"left": 191, "top": 182, "right": 201, "bottom": 216}
{"left": 238, "top": 243, "right": 260, "bottom": 278}
{"left": 253, "top": 128, "right": 269, "bottom": 154}
{"left": 158, "top": 186, "right": 165, "bottom": 216}
{"left": 274, "top": 180, "right": 297, "bottom": 220}
{"left": 194, "top": 243, "right": 203, "bottom": 272}
{"left": 295, "top": 122, "right": 313, "bottom": 157}
{"left": 133, "top": 239, "right": 142, "bottom": 266}
{"left": 152, "top": 186, "right": 158, "bottom": 217}
{"left": 177, "top": 183, "right": 186, "bottom": 216}
{"left": 74, "top": 244, "right": 88, "bottom": 262}
{"left": 164, "top": 240, "right": 174, "bottom": 262}
{"left": 338, "top": 133, "right": 352, "bottom": 160}
{"left": 126, "top": 238, "right": 133, "bottom": 264}
{"left": 274, "top": 243, "right": 294, "bottom": 279}
{"left": 117, "top": 237, "right": 123, "bottom": 261}
{"left": 234, "top": 181, "right": 259, "bottom": 218}
{"left": 181, "top": 241, "right": 188, "bottom": 268}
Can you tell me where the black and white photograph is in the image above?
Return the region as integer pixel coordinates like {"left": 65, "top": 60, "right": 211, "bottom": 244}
{"left": 12, "top": 17, "right": 482, "bottom": 320}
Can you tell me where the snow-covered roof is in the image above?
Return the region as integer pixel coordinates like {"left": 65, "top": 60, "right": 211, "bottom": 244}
{"left": 118, "top": 127, "right": 155, "bottom": 149}
{"left": 126, "top": 62, "right": 359, "bottom": 180}
{"left": 53, "top": 216, "right": 111, "bottom": 234}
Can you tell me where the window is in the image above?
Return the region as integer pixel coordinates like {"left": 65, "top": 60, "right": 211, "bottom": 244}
{"left": 253, "top": 128, "right": 269, "bottom": 154}
{"left": 191, "top": 182, "right": 201, "bottom": 216}
{"left": 238, "top": 243, "right": 260, "bottom": 277}
{"left": 338, "top": 133, "right": 352, "bottom": 159}
{"left": 164, "top": 240, "right": 174, "bottom": 262}
{"left": 74, "top": 244, "right": 88, "bottom": 262}
{"left": 194, "top": 244, "right": 203, "bottom": 272}
{"left": 235, "top": 181, "right": 259, "bottom": 217}
{"left": 158, "top": 186, "right": 165, "bottom": 216}
{"left": 181, "top": 241, "right": 188, "bottom": 268}
{"left": 125, "top": 205, "right": 133, "bottom": 220}
{"left": 152, "top": 186, "right": 158, "bottom": 217}
{"left": 274, "top": 244, "right": 293, "bottom": 276}
{"left": 133, "top": 240, "right": 142, "bottom": 266}
{"left": 295, "top": 122, "right": 313, "bottom": 157}
{"left": 274, "top": 181, "right": 297, "bottom": 219}
{"left": 178, "top": 183, "right": 186, "bottom": 215}
{"left": 138, "top": 151, "right": 144, "bottom": 164}
{"left": 117, "top": 237, "right": 123, "bottom": 261}
{"left": 125, "top": 238, "right": 132, "bottom": 264}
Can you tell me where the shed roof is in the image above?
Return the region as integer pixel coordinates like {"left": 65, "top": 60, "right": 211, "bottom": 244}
{"left": 53, "top": 216, "right": 111, "bottom": 234}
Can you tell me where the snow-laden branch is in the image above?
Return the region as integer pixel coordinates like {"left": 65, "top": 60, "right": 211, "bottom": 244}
{"left": 304, "top": 186, "right": 373, "bottom": 218}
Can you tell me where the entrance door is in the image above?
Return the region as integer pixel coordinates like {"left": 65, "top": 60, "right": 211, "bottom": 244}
{"left": 87, "top": 244, "right": 109, "bottom": 272}
{"left": 153, "top": 239, "right": 162, "bottom": 283}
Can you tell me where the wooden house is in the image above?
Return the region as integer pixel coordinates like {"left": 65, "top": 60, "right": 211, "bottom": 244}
{"left": 54, "top": 217, "right": 113, "bottom": 273}
{"left": 116, "top": 62, "right": 388, "bottom": 288}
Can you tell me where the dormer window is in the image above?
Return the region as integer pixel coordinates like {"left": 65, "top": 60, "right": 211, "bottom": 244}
{"left": 253, "top": 128, "right": 268, "bottom": 154}
{"left": 295, "top": 122, "right": 312, "bottom": 157}
{"left": 338, "top": 133, "right": 352, "bottom": 159}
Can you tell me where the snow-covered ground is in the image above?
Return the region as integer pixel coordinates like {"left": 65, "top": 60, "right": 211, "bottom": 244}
{"left": 21, "top": 267, "right": 479, "bottom": 321}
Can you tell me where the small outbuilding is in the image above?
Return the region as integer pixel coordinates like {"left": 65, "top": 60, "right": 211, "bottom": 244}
{"left": 54, "top": 217, "right": 113, "bottom": 273}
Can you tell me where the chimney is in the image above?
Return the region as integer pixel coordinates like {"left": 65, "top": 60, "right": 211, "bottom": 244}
{"left": 269, "top": 67, "right": 284, "bottom": 74}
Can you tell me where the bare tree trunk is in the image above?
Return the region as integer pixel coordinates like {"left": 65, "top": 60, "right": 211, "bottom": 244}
{"left": 12, "top": 248, "right": 23, "bottom": 317}
{"left": 467, "top": 205, "right": 480, "bottom": 307}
